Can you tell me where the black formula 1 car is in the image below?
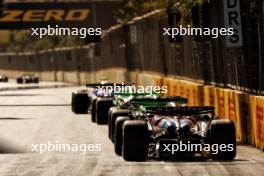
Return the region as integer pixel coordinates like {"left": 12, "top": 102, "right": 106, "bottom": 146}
{"left": 108, "top": 96, "right": 187, "bottom": 145}
{"left": 0, "top": 75, "right": 8, "bottom": 82}
{"left": 113, "top": 105, "right": 236, "bottom": 162}
{"left": 16, "top": 74, "right": 39, "bottom": 84}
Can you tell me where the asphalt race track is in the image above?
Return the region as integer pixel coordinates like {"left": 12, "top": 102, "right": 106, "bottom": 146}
{"left": 0, "top": 87, "right": 263, "bottom": 176}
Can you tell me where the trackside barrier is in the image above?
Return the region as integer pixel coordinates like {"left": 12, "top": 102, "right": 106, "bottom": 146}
{"left": 189, "top": 82, "right": 203, "bottom": 106}
{"left": 225, "top": 90, "right": 243, "bottom": 142}
{"left": 166, "top": 79, "right": 203, "bottom": 106}
{"left": 137, "top": 73, "right": 162, "bottom": 87}
{"left": 162, "top": 78, "right": 173, "bottom": 96}
{"left": 213, "top": 88, "right": 225, "bottom": 118}
{"left": 95, "top": 68, "right": 127, "bottom": 83}
{"left": 203, "top": 86, "right": 214, "bottom": 106}
{"left": 250, "top": 96, "right": 264, "bottom": 150}
{"left": 235, "top": 93, "right": 251, "bottom": 144}
{"left": 129, "top": 72, "right": 139, "bottom": 86}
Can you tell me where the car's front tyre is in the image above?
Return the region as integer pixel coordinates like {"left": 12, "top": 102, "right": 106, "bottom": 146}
{"left": 71, "top": 92, "right": 90, "bottom": 114}
{"left": 109, "top": 109, "right": 130, "bottom": 142}
{"left": 96, "top": 98, "right": 114, "bottom": 125}
{"left": 114, "top": 116, "right": 130, "bottom": 156}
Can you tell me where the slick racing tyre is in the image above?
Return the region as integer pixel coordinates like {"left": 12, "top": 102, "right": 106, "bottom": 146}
{"left": 109, "top": 108, "right": 130, "bottom": 142}
{"left": 33, "top": 77, "right": 39, "bottom": 83}
{"left": 25, "top": 79, "right": 30, "bottom": 83}
{"left": 96, "top": 98, "right": 114, "bottom": 125}
{"left": 209, "top": 119, "right": 236, "bottom": 160}
{"left": 122, "top": 120, "right": 149, "bottom": 161}
{"left": 108, "top": 107, "right": 117, "bottom": 139}
{"left": 114, "top": 116, "right": 130, "bottom": 156}
{"left": 71, "top": 92, "right": 76, "bottom": 112}
{"left": 71, "top": 92, "right": 90, "bottom": 114}
{"left": 91, "top": 99, "right": 97, "bottom": 123}
{"left": 17, "top": 78, "right": 23, "bottom": 84}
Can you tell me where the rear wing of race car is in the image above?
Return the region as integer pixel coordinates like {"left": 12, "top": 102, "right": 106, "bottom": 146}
{"left": 113, "top": 91, "right": 160, "bottom": 107}
{"left": 145, "top": 106, "right": 215, "bottom": 116}
{"left": 129, "top": 97, "right": 188, "bottom": 108}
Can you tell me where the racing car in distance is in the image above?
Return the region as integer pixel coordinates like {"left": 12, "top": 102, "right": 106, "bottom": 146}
{"left": 16, "top": 74, "right": 39, "bottom": 84}
{"left": 0, "top": 75, "right": 8, "bottom": 82}
{"left": 71, "top": 79, "right": 110, "bottom": 114}
{"left": 90, "top": 83, "right": 130, "bottom": 124}
{"left": 71, "top": 81, "right": 133, "bottom": 125}
{"left": 114, "top": 105, "right": 236, "bottom": 162}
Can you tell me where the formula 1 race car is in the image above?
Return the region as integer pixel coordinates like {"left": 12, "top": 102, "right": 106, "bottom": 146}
{"left": 71, "top": 81, "right": 132, "bottom": 125}
{"left": 114, "top": 105, "right": 236, "bottom": 162}
{"left": 108, "top": 92, "right": 160, "bottom": 142}
{"left": 16, "top": 74, "right": 39, "bottom": 84}
{"left": 0, "top": 75, "right": 8, "bottom": 82}
{"left": 71, "top": 79, "right": 110, "bottom": 114}
{"left": 111, "top": 97, "right": 188, "bottom": 156}
{"left": 108, "top": 94, "right": 185, "bottom": 141}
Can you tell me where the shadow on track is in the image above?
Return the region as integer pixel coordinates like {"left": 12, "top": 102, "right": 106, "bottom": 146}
{"left": 0, "top": 138, "right": 28, "bottom": 154}
{"left": 0, "top": 117, "right": 32, "bottom": 120}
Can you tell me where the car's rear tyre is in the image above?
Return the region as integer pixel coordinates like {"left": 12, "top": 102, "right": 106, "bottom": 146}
{"left": 91, "top": 99, "right": 97, "bottom": 122}
{"left": 114, "top": 116, "right": 130, "bottom": 156}
{"left": 71, "top": 92, "right": 90, "bottom": 114}
{"left": 109, "top": 109, "right": 130, "bottom": 142}
{"left": 96, "top": 98, "right": 114, "bottom": 125}
{"left": 108, "top": 107, "right": 118, "bottom": 139}
{"left": 71, "top": 92, "right": 76, "bottom": 112}
{"left": 210, "top": 119, "right": 236, "bottom": 160}
{"left": 25, "top": 79, "right": 30, "bottom": 84}
{"left": 17, "top": 78, "right": 23, "bottom": 84}
{"left": 122, "top": 120, "right": 149, "bottom": 161}
{"left": 33, "top": 77, "right": 39, "bottom": 83}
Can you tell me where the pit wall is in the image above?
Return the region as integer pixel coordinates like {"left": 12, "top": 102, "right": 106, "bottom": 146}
{"left": 133, "top": 72, "right": 264, "bottom": 151}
